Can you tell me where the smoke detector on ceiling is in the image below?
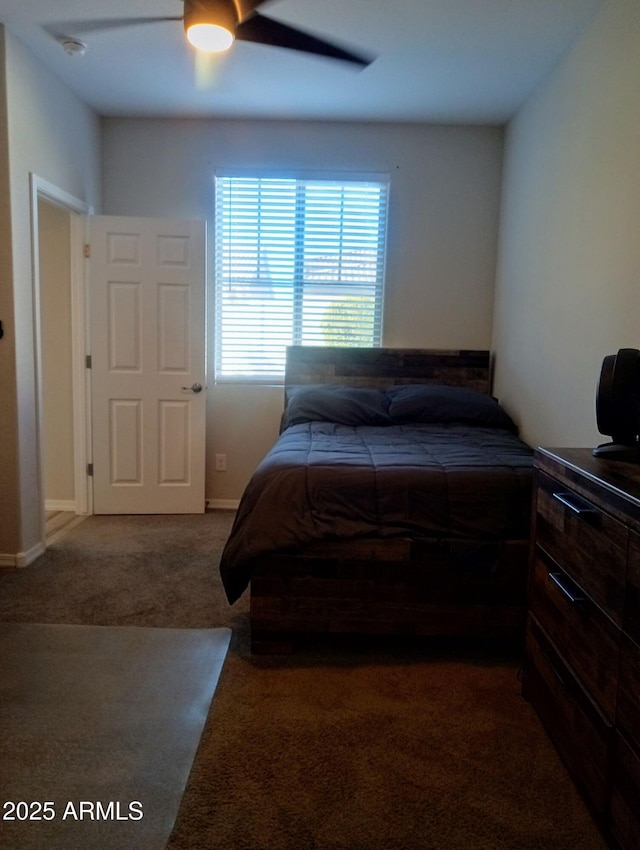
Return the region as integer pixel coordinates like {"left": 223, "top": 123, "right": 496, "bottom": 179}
{"left": 60, "top": 37, "right": 87, "bottom": 57}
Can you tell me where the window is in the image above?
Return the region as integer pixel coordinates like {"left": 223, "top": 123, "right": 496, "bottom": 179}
{"left": 214, "top": 174, "right": 388, "bottom": 382}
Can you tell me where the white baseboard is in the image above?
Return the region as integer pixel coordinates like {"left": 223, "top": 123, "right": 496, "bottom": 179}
{"left": 0, "top": 541, "right": 46, "bottom": 568}
{"left": 206, "top": 499, "right": 239, "bottom": 511}
{"left": 45, "top": 499, "right": 77, "bottom": 512}
{"left": 0, "top": 554, "right": 17, "bottom": 568}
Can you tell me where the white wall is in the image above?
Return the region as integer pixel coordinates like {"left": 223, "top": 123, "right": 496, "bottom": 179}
{"left": 492, "top": 0, "right": 640, "bottom": 450}
{"left": 0, "top": 28, "right": 101, "bottom": 561}
{"left": 0, "top": 29, "right": 19, "bottom": 556}
{"left": 102, "top": 118, "right": 504, "bottom": 501}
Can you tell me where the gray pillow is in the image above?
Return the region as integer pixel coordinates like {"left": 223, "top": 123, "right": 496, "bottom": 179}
{"left": 387, "top": 384, "right": 517, "bottom": 431}
{"left": 282, "top": 385, "right": 392, "bottom": 429}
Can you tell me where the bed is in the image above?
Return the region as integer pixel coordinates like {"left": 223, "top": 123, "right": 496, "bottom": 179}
{"left": 219, "top": 347, "right": 534, "bottom": 653}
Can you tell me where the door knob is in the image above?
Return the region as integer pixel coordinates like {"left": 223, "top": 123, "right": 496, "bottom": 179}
{"left": 182, "top": 382, "right": 203, "bottom": 393}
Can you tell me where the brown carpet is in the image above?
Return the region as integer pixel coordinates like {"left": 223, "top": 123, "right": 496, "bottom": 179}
{"left": 0, "top": 512, "right": 608, "bottom": 850}
{"left": 0, "top": 622, "right": 230, "bottom": 850}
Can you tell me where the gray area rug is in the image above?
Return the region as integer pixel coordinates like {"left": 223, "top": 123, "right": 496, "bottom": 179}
{"left": 0, "top": 622, "right": 231, "bottom": 850}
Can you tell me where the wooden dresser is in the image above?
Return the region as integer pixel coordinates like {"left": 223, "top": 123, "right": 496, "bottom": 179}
{"left": 523, "top": 447, "right": 640, "bottom": 849}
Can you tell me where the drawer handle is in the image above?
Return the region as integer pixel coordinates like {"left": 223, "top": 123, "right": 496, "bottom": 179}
{"left": 548, "top": 571, "right": 587, "bottom": 605}
{"left": 552, "top": 491, "right": 600, "bottom": 521}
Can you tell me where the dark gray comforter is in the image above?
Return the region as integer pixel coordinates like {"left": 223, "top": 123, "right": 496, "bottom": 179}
{"left": 219, "top": 422, "right": 533, "bottom": 603}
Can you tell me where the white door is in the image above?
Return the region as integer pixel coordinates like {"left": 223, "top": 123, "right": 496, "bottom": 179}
{"left": 89, "top": 216, "right": 206, "bottom": 514}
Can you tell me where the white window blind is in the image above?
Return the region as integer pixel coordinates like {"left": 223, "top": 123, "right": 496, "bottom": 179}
{"left": 214, "top": 174, "right": 388, "bottom": 382}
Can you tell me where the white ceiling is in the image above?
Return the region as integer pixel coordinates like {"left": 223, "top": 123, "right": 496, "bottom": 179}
{"left": 0, "top": 0, "right": 605, "bottom": 123}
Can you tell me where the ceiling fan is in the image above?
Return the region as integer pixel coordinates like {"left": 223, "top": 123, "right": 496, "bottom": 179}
{"left": 48, "top": 0, "right": 373, "bottom": 67}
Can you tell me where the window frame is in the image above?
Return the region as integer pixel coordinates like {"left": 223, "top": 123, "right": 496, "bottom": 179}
{"left": 213, "top": 170, "right": 389, "bottom": 384}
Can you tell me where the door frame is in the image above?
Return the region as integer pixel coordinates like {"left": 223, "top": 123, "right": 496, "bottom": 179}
{"left": 30, "top": 174, "right": 94, "bottom": 544}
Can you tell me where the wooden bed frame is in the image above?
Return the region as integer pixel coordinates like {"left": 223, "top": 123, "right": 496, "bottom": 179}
{"left": 249, "top": 347, "right": 531, "bottom": 654}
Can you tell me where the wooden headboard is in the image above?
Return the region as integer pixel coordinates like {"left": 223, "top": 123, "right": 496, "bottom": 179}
{"left": 285, "top": 347, "right": 492, "bottom": 394}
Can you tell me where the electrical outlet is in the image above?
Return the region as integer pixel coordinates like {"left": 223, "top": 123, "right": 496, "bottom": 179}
{"left": 215, "top": 453, "right": 227, "bottom": 472}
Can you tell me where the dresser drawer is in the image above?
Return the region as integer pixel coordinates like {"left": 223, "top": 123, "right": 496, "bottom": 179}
{"left": 610, "top": 732, "right": 640, "bottom": 850}
{"left": 535, "top": 471, "right": 627, "bottom": 625}
{"left": 529, "top": 548, "right": 620, "bottom": 719}
{"left": 523, "top": 616, "right": 612, "bottom": 817}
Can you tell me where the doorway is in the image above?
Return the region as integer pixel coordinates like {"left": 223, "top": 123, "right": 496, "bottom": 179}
{"left": 38, "top": 199, "right": 74, "bottom": 524}
{"left": 31, "top": 175, "right": 92, "bottom": 546}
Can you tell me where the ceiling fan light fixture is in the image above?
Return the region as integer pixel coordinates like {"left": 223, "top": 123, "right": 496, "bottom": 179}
{"left": 186, "top": 22, "right": 234, "bottom": 52}
{"left": 183, "top": 0, "right": 236, "bottom": 53}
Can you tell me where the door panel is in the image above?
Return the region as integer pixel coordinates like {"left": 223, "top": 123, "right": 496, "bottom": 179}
{"left": 90, "top": 216, "right": 206, "bottom": 514}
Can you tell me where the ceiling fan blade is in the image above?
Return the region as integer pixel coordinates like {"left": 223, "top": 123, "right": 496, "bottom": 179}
{"left": 45, "top": 17, "right": 183, "bottom": 38}
{"left": 235, "top": 12, "right": 373, "bottom": 67}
